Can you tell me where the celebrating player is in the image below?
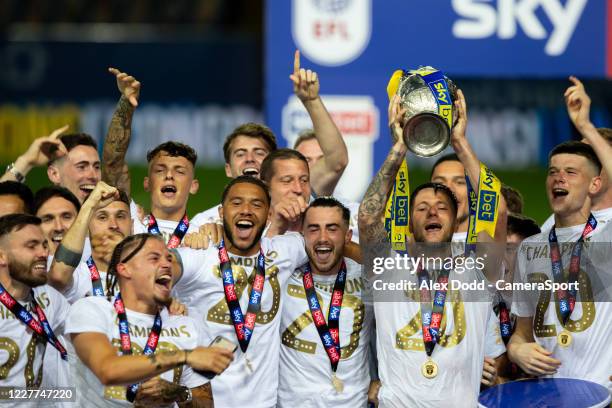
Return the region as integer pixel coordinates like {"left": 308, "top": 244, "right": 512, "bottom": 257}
{"left": 65, "top": 233, "right": 234, "bottom": 406}
{"left": 32, "top": 186, "right": 81, "bottom": 256}
{"left": 278, "top": 197, "right": 372, "bottom": 407}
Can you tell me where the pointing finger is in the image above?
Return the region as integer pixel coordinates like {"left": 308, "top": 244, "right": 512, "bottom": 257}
{"left": 294, "top": 50, "right": 300, "bottom": 75}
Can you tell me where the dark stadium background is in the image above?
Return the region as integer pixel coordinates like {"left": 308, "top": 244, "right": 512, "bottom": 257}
{"left": 1, "top": 0, "right": 610, "bottom": 224}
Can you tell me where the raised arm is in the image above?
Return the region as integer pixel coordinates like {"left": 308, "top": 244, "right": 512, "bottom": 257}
{"left": 101, "top": 67, "right": 140, "bottom": 195}
{"left": 48, "top": 182, "right": 118, "bottom": 291}
{"left": 565, "top": 76, "right": 612, "bottom": 181}
{"left": 358, "top": 95, "right": 407, "bottom": 244}
{"left": 0, "top": 125, "right": 68, "bottom": 182}
{"left": 291, "top": 50, "right": 348, "bottom": 196}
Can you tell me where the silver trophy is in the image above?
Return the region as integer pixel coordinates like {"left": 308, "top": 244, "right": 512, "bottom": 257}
{"left": 394, "top": 67, "right": 457, "bottom": 157}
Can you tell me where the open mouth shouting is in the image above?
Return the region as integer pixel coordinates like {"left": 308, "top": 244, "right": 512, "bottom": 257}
{"left": 313, "top": 243, "right": 334, "bottom": 263}
{"left": 242, "top": 167, "right": 260, "bottom": 177}
{"left": 154, "top": 272, "right": 173, "bottom": 295}
{"left": 80, "top": 184, "right": 96, "bottom": 196}
{"left": 551, "top": 188, "right": 569, "bottom": 199}
{"left": 161, "top": 184, "right": 178, "bottom": 198}
{"left": 424, "top": 222, "right": 443, "bottom": 234}
{"left": 235, "top": 219, "right": 255, "bottom": 240}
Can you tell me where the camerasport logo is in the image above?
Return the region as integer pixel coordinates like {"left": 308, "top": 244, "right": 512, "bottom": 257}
{"left": 282, "top": 95, "right": 379, "bottom": 143}
{"left": 292, "top": 0, "right": 372, "bottom": 66}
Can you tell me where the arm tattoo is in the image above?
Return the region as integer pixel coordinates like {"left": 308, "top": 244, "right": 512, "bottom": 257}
{"left": 358, "top": 147, "right": 405, "bottom": 244}
{"left": 54, "top": 244, "right": 82, "bottom": 268}
{"left": 102, "top": 95, "right": 134, "bottom": 191}
{"left": 147, "top": 350, "right": 180, "bottom": 371}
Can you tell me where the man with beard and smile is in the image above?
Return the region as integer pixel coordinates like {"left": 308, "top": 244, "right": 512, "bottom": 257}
{"left": 358, "top": 93, "right": 506, "bottom": 407}
{"left": 66, "top": 233, "right": 234, "bottom": 407}
{"left": 32, "top": 186, "right": 81, "bottom": 256}
{"left": 0, "top": 214, "right": 71, "bottom": 408}
{"left": 173, "top": 176, "right": 309, "bottom": 408}
{"left": 278, "top": 197, "right": 373, "bottom": 407}
{"left": 191, "top": 50, "right": 348, "bottom": 226}
{"left": 48, "top": 182, "right": 132, "bottom": 303}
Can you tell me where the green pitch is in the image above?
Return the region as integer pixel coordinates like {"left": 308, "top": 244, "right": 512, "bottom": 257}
{"left": 6, "top": 165, "right": 550, "bottom": 225}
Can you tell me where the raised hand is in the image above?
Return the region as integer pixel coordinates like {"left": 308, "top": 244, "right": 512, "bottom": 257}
{"left": 388, "top": 94, "right": 406, "bottom": 145}
{"left": 22, "top": 125, "right": 70, "bottom": 168}
{"left": 564, "top": 76, "right": 591, "bottom": 130}
{"left": 85, "top": 181, "right": 119, "bottom": 210}
{"left": 451, "top": 89, "right": 468, "bottom": 144}
{"left": 108, "top": 67, "right": 141, "bottom": 107}
{"left": 290, "top": 50, "right": 320, "bottom": 103}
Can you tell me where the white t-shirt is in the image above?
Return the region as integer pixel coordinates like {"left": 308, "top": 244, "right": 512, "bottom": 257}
{"left": 452, "top": 232, "right": 505, "bottom": 359}
{"left": 64, "top": 296, "right": 209, "bottom": 407}
{"left": 0, "top": 286, "right": 70, "bottom": 408}
{"left": 190, "top": 205, "right": 222, "bottom": 227}
{"left": 540, "top": 206, "right": 612, "bottom": 231}
{"left": 133, "top": 216, "right": 200, "bottom": 245}
{"left": 512, "top": 221, "right": 612, "bottom": 392}
{"left": 278, "top": 259, "right": 372, "bottom": 408}
{"left": 374, "top": 257, "right": 493, "bottom": 408}
{"left": 174, "top": 232, "right": 308, "bottom": 408}
{"left": 60, "top": 261, "right": 108, "bottom": 305}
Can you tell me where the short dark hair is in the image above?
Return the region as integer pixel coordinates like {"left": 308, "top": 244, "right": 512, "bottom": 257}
{"left": 507, "top": 214, "right": 540, "bottom": 240}
{"left": 32, "top": 186, "right": 81, "bottom": 215}
{"left": 146, "top": 141, "right": 198, "bottom": 166}
{"left": 431, "top": 153, "right": 462, "bottom": 178}
{"left": 409, "top": 182, "right": 458, "bottom": 216}
{"left": 0, "top": 181, "right": 34, "bottom": 214}
{"left": 59, "top": 133, "right": 98, "bottom": 152}
{"left": 304, "top": 196, "right": 350, "bottom": 225}
{"left": 549, "top": 141, "right": 602, "bottom": 174}
{"left": 223, "top": 123, "right": 278, "bottom": 163}
{"left": 293, "top": 129, "right": 317, "bottom": 149}
{"left": 501, "top": 184, "right": 523, "bottom": 214}
{"left": 260, "top": 148, "right": 309, "bottom": 183}
{"left": 221, "top": 175, "right": 271, "bottom": 206}
{"left": 0, "top": 213, "right": 41, "bottom": 240}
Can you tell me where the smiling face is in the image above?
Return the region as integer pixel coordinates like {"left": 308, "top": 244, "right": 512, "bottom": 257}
{"left": 1, "top": 224, "right": 49, "bottom": 287}
{"left": 120, "top": 238, "right": 174, "bottom": 306}
{"left": 431, "top": 160, "right": 468, "bottom": 227}
{"left": 220, "top": 182, "right": 269, "bottom": 256}
{"left": 303, "top": 206, "right": 351, "bottom": 274}
{"left": 225, "top": 136, "right": 272, "bottom": 178}
{"left": 35, "top": 196, "right": 78, "bottom": 253}
{"left": 88, "top": 201, "right": 132, "bottom": 264}
{"left": 410, "top": 188, "right": 456, "bottom": 243}
{"left": 267, "top": 158, "right": 311, "bottom": 206}
{"left": 546, "top": 153, "right": 600, "bottom": 218}
{"left": 48, "top": 145, "right": 101, "bottom": 203}
{"left": 145, "top": 152, "right": 198, "bottom": 217}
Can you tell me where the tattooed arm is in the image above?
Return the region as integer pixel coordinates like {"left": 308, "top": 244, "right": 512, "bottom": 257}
{"left": 134, "top": 378, "right": 213, "bottom": 407}
{"left": 358, "top": 95, "right": 407, "bottom": 245}
{"left": 71, "top": 332, "right": 233, "bottom": 386}
{"left": 101, "top": 68, "right": 140, "bottom": 196}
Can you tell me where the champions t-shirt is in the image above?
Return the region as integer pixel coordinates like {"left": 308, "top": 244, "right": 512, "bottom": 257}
{"left": 64, "top": 296, "right": 209, "bottom": 407}
{"left": 174, "top": 232, "right": 308, "bottom": 408}
{"left": 278, "top": 258, "right": 372, "bottom": 408}
{"left": 374, "top": 255, "right": 493, "bottom": 408}
{"left": 0, "top": 286, "right": 70, "bottom": 408}
{"left": 512, "top": 221, "right": 612, "bottom": 391}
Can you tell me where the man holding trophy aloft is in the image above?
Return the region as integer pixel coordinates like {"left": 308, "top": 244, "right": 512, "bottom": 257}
{"left": 359, "top": 67, "right": 508, "bottom": 407}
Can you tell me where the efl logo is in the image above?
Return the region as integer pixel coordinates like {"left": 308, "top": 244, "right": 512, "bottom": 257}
{"left": 292, "top": 0, "right": 372, "bottom": 66}
{"left": 451, "top": 0, "right": 588, "bottom": 56}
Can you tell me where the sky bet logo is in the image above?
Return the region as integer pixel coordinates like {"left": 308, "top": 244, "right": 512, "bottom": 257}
{"left": 451, "top": 0, "right": 588, "bottom": 56}
{"left": 478, "top": 190, "right": 498, "bottom": 222}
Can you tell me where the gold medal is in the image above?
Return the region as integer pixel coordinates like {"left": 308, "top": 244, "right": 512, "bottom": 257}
{"left": 557, "top": 330, "right": 572, "bottom": 347}
{"left": 421, "top": 359, "right": 438, "bottom": 379}
{"left": 332, "top": 373, "right": 344, "bottom": 393}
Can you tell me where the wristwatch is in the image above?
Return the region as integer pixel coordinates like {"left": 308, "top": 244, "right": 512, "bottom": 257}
{"left": 178, "top": 386, "right": 192, "bottom": 403}
{"left": 5, "top": 163, "right": 25, "bottom": 183}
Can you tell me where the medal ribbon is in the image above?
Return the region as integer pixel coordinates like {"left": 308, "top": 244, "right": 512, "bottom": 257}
{"left": 0, "top": 284, "right": 67, "bottom": 360}
{"left": 549, "top": 214, "right": 596, "bottom": 325}
{"left": 113, "top": 293, "right": 162, "bottom": 402}
{"left": 147, "top": 213, "right": 190, "bottom": 249}
{"left": 218, "top": 239, "right": 265, "bottom": 353}
{"left": 416, "top": 267, "right": 451, "bottom": 356}
{"left": 302, "top": 261, "right": 347, "bottom": 373}
{"left": 85, "top": 256, "right": 105, "bottom": 297}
